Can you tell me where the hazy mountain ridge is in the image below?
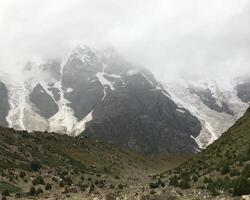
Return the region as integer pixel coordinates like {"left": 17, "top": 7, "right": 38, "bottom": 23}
{"left": 0, "top": 45, "right": 202, "bottom": 154}
{"left": 0, "top": 45, "right": 249, "bottom": 154}
{"left": 165, "top": 79, "right": 250, "bottom": 148}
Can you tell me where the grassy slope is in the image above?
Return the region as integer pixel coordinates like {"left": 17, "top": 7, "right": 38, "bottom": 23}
{"left": 0, "top": 127, "right": 188, "bottom": 199}
{"left": 167, "top": 107, "right": 250, "bottom": 196}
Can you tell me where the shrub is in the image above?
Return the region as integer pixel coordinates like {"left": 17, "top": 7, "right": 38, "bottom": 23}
{"left": 1, "top": 190, "right": 10, "bottom": 196}
{"left": 179, "top": 179, "right": 190, "bottom": 189}
{"left": 229, "top": 168, "right": 240, "bottom": 177}
{"left": 59, "top": 181, "right": 65, "bottom": 187}
{"left": 89, "top": 184, "right": 95, "bottom": 193}
{"left": 223, "top": 176, "right": 232, "bottom": 190}
{"left": 29, "top": 187, "right": 36, "bottom": 196}
{"left": 204, "top": 177, "right": 209, "bottom": 183}
{"left": 149, "top": 181, "right": 159, "bottom": 189}
{"left": 220, "top": 165, "right": 230, "bottom": 175}
{"left": 32, "top": 176, "right": 45, "bottom": 185}
{"left": 207, "top": 182, "right": 219, "bottom": 196}
{"left": 36, "top": 188, "right": 43, "bottom": 195}
{"left": 45, "top": 183, "right": 52, "bottom": 190}
{"left": 242, "top": 165, "right": 250, "bottom": 178}
{"left": 233, "top": 176, "right": 250, "bottom": 196}
{"left": 15, "top": 192, "right": 22, "bottom": 198}
{"left": 64, "top": 176, "right": 72, "bottom": 186}
{"left": 192, "top": 175, "right": 198, "bottom": 182}
{"left": 169, "top": 176, "right": 179, "bottom": 187}
{"left": 150, "top": 190, "right": 156, "bottom": 194}
{"left": 118, "top": 184, "right": 123, "bottom": 190}
{"left": 213, "top": 176, "right": 231, "bottom": 191}
{"left": 19, "top": 171, "right": 26, "bottom": 178}
{"left": 61, "top": 170, "right": 68, "bottom": 176}
{"left": 52, "top": 177, "right": 58, "bottom": 182}
{"left": 80, "top": 183, "right": 88, "bottom": 191}
{"left": 30, "top": 161, "right": 42, "bottom": 171}
{"left": 97, "top": 180, "right": 105, "bottom": 188}
{"left": 160, "top": 181, "right": 165, "bottom": 187}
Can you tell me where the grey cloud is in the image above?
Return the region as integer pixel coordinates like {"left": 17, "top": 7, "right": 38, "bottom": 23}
{"left": 0, "top": 0, "right": 249, "bottom": 81}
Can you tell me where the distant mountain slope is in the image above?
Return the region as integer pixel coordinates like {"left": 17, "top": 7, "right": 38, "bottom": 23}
{"left": 0, "top": 45, "right": 202, "bottom": 154}
{"left": 236, "top": 79, "right": 250, "bottom": 103}
{"left": 166, "top": 107, "right": 250, "bottom": 196}
{"left": 0, "top": 82, "right": 10, "bottom": 126}
{"left": 165, "top": 79, "right": 250, "bottom": 148}
{"left": 1, "top": 45, "right": 249, "bottom": 154}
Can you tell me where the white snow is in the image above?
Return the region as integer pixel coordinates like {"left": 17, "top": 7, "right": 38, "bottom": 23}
{"left": 101, "top": 86, "right": 107, "bottom": 101}
{"left": 71, "top": 110, "right": 94, "bottom": 136}
{"left": 127, "top": 69, "right": 139, "bottom": 75}
{"left": 96, "top": 71, "right": 115, "bottom": 90}
{"left": 6, "top": 81, "right": 26, "bottom": 130}
{"left": 39, "top": 82, "right": 57, "bottom": 102}
{"left": 65, "top": 87, "right": 74, "bottom": 93}
{"left": 176, "top": 108, "right": 185, "bottom": 114}
{"left": 48, "top": 72, "right": 78, "bottom": 134}
{"left": 96, "top": 64, "right": 116, "bottom": 91}
{"left": 2, "top": 68, "right": 27, "bottom": 131}
{"left": 161, "top": 90, "right": 171, "bottom": 98}
{"left": 109, "top": 74, "right": 121, "bottom": 78}
{"left": 165, "top": 79, "right": 249, "bottom": 149}
{"left": 3, "top": 69, "right": 52, "bottom": 132}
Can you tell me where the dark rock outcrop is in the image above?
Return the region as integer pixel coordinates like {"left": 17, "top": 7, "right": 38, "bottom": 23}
{"left": 0, "top": 81, "right": 10, "bottom": 126}
{"left": 63, "top": 46, "right": 203, "bottom": 154}
{"left": 189, "top": 87, "right": 234, "bottom": 115}
{"left": 29, "top": 83, "right": 58, "bottom": 118}
{"left": 83, "top": 72, "right": 201, "bottom": 154}
{"left": 236, "top": 81, "right": 250, "bottom": 103}
{"left": 61, "top": 46, "right": 104, "bottom": 119}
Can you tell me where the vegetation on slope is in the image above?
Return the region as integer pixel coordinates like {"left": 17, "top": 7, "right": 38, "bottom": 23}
{"left": 0, "top": 127, "right": 187, "bottom": 199}
{"left": 165, "top": 107, "right": 250, "bottom": 196}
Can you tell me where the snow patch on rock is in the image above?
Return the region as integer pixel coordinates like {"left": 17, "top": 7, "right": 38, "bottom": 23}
{"left": 165, "top": 79, "right": 249, "bottom": 148}
{"left": 71, "top": 110, "right": 94, "bottom": 136}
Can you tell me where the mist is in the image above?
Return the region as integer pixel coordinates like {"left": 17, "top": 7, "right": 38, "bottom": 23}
{"left": 0, "top": 0, "right": 250, "bottom": 82}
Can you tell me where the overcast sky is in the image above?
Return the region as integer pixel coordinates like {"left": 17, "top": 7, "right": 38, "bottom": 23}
{"left": 0, "top": 0, "right": 250, "bottom": 81}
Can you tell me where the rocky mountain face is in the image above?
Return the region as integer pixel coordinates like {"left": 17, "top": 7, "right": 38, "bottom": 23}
{"left": 0, "top": 45, "right": 202, "bottom": 154}
{"left": 236, "top": 79, "right": 250, "bottom": 103}
{"left": 0, "top": 45, "right": 249, "bottom": 154}
{"left": 165, "top": 79, "right": 250, "bottom": 148}
{"left": 0, "top": 82, "right": 10, "bottom": 126}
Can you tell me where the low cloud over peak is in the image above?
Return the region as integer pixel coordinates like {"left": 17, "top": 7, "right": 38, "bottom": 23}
{"left": 0, "top": 0, "right": 249, "bottom": 81}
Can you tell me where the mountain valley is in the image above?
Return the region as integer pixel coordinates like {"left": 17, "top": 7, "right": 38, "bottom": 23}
{"left": 0, "top": 45, "right": 250, "bottom": 199}
{"left": 0, "top": 45, "right": 249, "bottom": 155}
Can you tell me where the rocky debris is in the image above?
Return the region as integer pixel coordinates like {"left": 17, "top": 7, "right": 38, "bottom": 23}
{"left": 242, "top": 195, "right": 250, "bottom": 200}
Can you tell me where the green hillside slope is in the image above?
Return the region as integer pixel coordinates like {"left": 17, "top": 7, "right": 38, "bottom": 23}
{"left": 0, "top": 127, "right": 187, "bottom": 199}
{"left": 167, "top": 107, "right": 250, "bottom": 196}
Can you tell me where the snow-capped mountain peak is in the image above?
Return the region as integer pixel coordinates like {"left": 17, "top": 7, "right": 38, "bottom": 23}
{"left": 0, "top": 45, "right": 249, "bottom": 153}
